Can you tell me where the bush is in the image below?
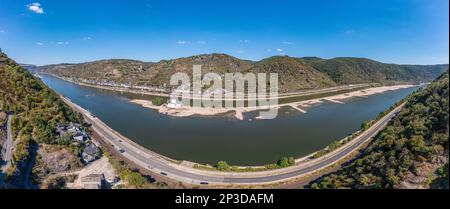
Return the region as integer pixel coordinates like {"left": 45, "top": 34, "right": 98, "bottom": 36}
{"left": 277, "top": 156, "right": 295, "bottom": 168}
{"left": 123, "top": 170, "right": 151, "bottom": 189}
{"left": 151, "top": 97, "right": 164, "bottom": 106}
{"left": 216, "top": 161, "right": 230, "bottom": 171}
{"left": 361, "top": 121, "right": 370, "bottom": 130}
{"left": 104, "top": 151, "right": 152, "bottom": 189}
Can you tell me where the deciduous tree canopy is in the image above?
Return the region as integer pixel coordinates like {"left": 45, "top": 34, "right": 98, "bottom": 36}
{"left": 310, "top": 71, "right": 449, "bottom": 189}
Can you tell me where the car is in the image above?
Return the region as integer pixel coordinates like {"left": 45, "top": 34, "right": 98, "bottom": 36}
{"left": 160, "top": 172, "right": 167, "bottom": 176}
{"left": 118, "top": 148, "right": 125, "bottom": 153}
{"left": 200, "top": 182, "right": 209, "bottom": 185}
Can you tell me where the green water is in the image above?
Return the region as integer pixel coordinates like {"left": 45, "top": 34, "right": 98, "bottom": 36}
{"left": 41, "top": 75, "right": 420, "bottom": 165}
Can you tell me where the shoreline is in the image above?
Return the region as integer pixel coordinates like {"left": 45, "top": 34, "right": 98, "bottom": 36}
{"left": 42, "top": 72, "right": 416, "bottom": 120}
{"left": 130, "top": 84, "right": 417, "bottom": 120}
{"left": 40, "top": 73, "right": 389, "bottom": 101}
{"left": 41, "top": 73, "right": 171, "bottom": 97}
{"left": 58, "top": 90, "right": 407, "bottom": 183}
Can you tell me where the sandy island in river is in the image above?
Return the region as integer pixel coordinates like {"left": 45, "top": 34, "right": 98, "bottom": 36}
{"left": 130, "top": 84, "right": 417, "bottom": 120}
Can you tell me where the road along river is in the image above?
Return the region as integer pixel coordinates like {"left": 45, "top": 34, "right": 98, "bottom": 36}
{"left": 40, "top": 75, "right": 420, "bottom": 166}
{"left": 59, "top": 91, "right": 406, "bottom": 185}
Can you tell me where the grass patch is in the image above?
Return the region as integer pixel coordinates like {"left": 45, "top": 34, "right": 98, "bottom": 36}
{"left": 194, "top": 157, "right": 296, "bottom": 172}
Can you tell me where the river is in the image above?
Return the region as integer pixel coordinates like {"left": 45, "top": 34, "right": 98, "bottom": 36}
{"left": 41, "top": 75, "right": 420, "bottom": 165}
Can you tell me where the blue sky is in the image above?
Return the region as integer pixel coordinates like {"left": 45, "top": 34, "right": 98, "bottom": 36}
{"left": 0, "top": 0, "right": 448, "bottom": 65}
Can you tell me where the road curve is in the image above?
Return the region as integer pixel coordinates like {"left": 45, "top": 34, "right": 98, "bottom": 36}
{"left": 61, "top": 95, "right": 402, "bottom": 185}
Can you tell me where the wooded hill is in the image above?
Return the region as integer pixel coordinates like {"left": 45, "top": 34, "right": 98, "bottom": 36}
{"left": 37, "top": 54, "right": 448, "bottom": 93}
{"left": 0, "top": 52, "right": 85, "bottom": 188}
{"left": 309, "top": 70, "right": 449, "bottom": 189}
{"left": 1, "top": 52, "right": 166, "bottom": 189}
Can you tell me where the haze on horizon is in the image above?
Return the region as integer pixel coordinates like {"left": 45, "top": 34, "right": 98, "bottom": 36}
{"left": 0, "top": 0, "right": 448, "bottom": 65}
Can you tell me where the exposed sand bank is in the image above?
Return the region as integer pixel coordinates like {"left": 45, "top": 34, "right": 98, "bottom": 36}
{"left": 131, "top": 99, "right": 235, "bottom": 118}
{"left": 326, "top": 84, "right": 415, "bottom": 100}
{"left": 131, "top": 84, "right": 417, "bottom": 120}
{"left": 131, "top": 99, "right": 163, "bottom": 110}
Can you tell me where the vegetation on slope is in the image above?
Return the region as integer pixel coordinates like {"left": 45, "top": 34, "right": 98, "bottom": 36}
{"left": 2, "top": 52, "right": 172, "bottom": 189}
{"left": 302, "top": 57, "right": 448, "bottom": 85}
{"left": 42, "top": 53, "right": 252, "bottom": 87}
{"left": 39, "top": 54, "right": 448, "bottom": 93}
{"left": 251, "top": 56, "right": 336, "bottom": 92}
{"left": 0, "top": 52, "right": 84, "bottom": 188}
{"left": 309, "top": 71, "right": 449, "bottom": 189}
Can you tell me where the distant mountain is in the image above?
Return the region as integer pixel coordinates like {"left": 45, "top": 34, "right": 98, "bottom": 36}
{"left": 301, "top": 57, "right": 448, "bottom": 85}
{"left": 39, "top": 54, "right": 255, "bottom": 87}
{"left": 39, "top": 54, "right": 449, "bottom": 92}
{"left": 41, "top": 59, "right": 148, "bottom": 84}
{"left": 19, "top": 64, "right": 40, "bottom": 73}
{"left": 309, "top": 70, "right": 449, "bottom": 189}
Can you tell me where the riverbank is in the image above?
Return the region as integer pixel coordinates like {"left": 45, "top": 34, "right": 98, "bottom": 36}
{"left": 131, "top": 84, "right": 416, "bottom": 120}
{"left": 41, "top": 73, "right": 420, "bottom": 165}
{"left": 40, "top": 73, "right": 381, "bottom": 102}
{"left": 130, "top": 99, "right": 238, "bottom": 118}
{"left": 41, "top": 73, "right": 417, "bottom": 121}
{"left": 57, "top": 90, "right": 407, "bottom": 185}
{"left": 40, "top": 73, "right": 171, "bottom": 97}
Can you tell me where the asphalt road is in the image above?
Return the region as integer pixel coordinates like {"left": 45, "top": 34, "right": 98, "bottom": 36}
{"left": 0, "top": 115, "right": 13, "bottom": 187}
{"left": 222, "top": 109, "right": 397, "bottom": 183}
{"left": 63, "top": 95, "right": 402, "bottom": 185}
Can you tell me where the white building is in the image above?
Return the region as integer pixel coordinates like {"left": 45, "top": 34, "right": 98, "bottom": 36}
{"left": 167, "top": 98, "right": 183, "bottom": 109}
{"left": 73, "top": 133, "right": 86, "bottom": 143}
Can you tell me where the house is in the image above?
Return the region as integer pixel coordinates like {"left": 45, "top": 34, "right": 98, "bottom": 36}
{"left": 56, "top": 122, "right": 89, "bottom": 144}
{"left": 81, "top": 130, "right": 90, "bottom": 139}
{"left": 67, "top": 124, "right": 79, "bottom": 135}
{"left": 56, "top": 123, "right": 67, "bottom": 135}
{"left": 73, "top": 133, "right": 85, "bottom": 143}
{"left": 80, "top": 174, "right": 104, "bottom": 189}
{"left": 82, "top": 143, "right": 100, "bottom": 163}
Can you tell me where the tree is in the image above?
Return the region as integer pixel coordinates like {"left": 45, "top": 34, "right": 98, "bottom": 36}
{"left": 125, "top": 171, "right": 151, "bottom": 189}
{"left": 216, "top": 161, "right": 230, "bottom": 171}
{"left": 151, "top": 97, "right": 164, "bottom": 106}
{"left": 288, "top": 157, "right": 295, "bottom": 166}
{"left": 328, "top": 141, "right": 341, "bottom": 151}
{"left": 57, "top": 133, "right": 72, "bottom": 145}
{"left": 361, "top": 121, "right": 370, "bottom": 130}
{"left": 309, "top": 70, "right": 449, "bottom": 189}
{"left": 277, "top": 157, "right": 295, "bottom": 168}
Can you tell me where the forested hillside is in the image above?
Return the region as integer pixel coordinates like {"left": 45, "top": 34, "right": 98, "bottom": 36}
{"left": 0, "top": 52, "right": 85, "bottom": 188}
{"left": 1, "top": 52, "right": 165, "bottom": 189}
{"left": 309, "top": 71, "right": 449, "bottom": 189}
{"left": 302, "top": 57, "right": 448, "bottom": 85}
{"left": 39, "top": 54, "right": 448, "bottom": 93}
